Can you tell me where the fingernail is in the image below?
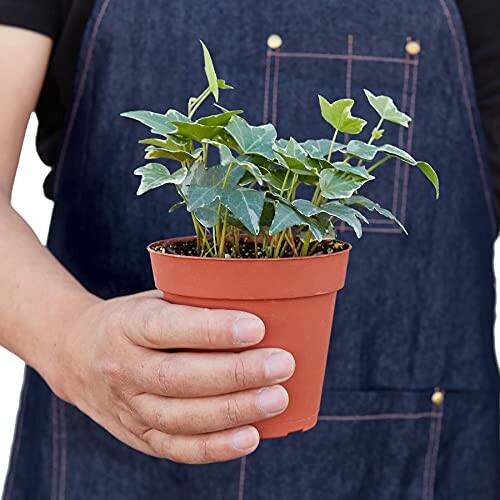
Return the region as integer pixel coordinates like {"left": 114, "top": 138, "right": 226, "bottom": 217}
{"left": 257, "top": 386, "right": 289, "bottom": 415}
{"left": 233, "top": 318, "right": 265, "bottom": 345}
{"left": 232, "top": 427, "right": 260, "bottom": 451}
{"left": 264, "top": 351, "right": 295, "bottom": 382}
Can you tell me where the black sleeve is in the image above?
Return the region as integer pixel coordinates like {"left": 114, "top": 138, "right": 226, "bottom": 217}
{"left": 456, "top": 0, "right": 500, "bottom": 215}
{"left": 0, "top": 1, "right": 61, "bottom": 39}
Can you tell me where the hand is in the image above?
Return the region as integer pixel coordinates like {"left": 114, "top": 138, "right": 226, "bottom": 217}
{"left": 44, "top": 291, "right": 295, "bottom": 464}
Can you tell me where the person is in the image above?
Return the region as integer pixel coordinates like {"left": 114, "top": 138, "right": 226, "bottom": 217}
{"left": 0, "top": 1, "right": 499, "bottom": 499}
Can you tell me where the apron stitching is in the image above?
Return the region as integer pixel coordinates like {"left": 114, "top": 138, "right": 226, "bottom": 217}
{"left": 318, "top": 412, "right": 440, "bottom": 421}
{"left": 339, "top": 34, "right": 355, "bottom": 233}
{"left": 50, "top": 395, "right": 60, "bottom": 500}
{"left": 273, "top": 52, "right": 417, "bottom": 66}
{"left": 58, "top": 402, "right": 67, "bottom": 500}
{"left": 271, "top": 49, "right": 281, "bottom": 126}
{"left": 421, "top": 407, "right": 438, "bottom": 500}
{"left": 343, "top": 34, "right": 354, "bottom": 145}
{"left": 237, "top": 456, "right": 247, "bottom": 500}
{"left": 392, "top": 41, "right": 411, "bottom": 214}
{"left": 438, "top": 0, "right": 497, "bottom": 234}
{"left": 426, "top": 393, "right": 445, "bottom": 500}
{"left": 400, "top": 50, "right": 420, "bottom": 225}
{"left": 3, "top": 369, "right": 31, "bottom": 500}
{"left": 55, "top": 0, "right": 113, "bottom": 194}
{"left": 262, "top": 50, "right": 272, "bottom": 123}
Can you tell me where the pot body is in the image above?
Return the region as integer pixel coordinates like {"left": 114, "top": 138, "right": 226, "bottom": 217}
{"left": 149, "top": 237, "right": 351, "bottom": 438}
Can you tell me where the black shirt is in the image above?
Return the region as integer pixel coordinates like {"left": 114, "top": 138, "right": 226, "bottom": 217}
{"left": 1, "top": 1, "right": 500, "bottom": 209}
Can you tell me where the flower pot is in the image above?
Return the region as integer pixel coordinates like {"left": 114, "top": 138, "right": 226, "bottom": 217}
{"left": 148, "top": 237, "right": 351, "bottom": 439}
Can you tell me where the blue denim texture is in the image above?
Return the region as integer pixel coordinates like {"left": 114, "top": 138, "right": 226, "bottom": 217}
{"left": 3, "top": 0, "right": 500, "bottom": 498}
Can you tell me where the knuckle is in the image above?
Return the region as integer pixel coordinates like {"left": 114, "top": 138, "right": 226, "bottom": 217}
{"left": 199, "top": 310, "right": 219, "bottom": 347}
{"left": 197, "top": 437, "right": 215, "bottom": 463}
{"left": 156, "top": 356, "right": 177, "bottom": 395}
{"left": 141, "top": 304, "right": 159, "bottom": 340}
{"left": 224, "top": 398, "right": 244, "bottom": 427}
{"left": 100, "top": 358, "right": 125, "bottom": 388}
{"left": 232, "top": 356, "right": 247, "bottom": 389}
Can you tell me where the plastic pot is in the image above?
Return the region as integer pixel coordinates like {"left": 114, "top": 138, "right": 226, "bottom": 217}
{"left": 148, "top": 237, "right": 351, "bottom": 439}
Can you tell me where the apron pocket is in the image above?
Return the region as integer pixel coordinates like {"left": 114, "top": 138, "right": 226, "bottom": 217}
{"left": 239, "top": 389, "right": 444, "bottom": 500}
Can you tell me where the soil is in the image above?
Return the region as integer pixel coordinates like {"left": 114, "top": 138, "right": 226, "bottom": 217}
{"left": 150, "top": 238, "right": 348, "bottom": 258}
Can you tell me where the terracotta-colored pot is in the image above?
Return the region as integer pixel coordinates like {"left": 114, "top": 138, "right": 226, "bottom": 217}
{"left": 148, "top": 237, "right": 351, "bottom": 439}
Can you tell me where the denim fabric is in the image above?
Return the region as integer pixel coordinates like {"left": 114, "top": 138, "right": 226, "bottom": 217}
{"left": 3, "top": 0, "right": 500, "bottom": 499}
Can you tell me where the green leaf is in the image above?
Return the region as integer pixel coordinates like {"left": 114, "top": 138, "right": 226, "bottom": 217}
{"left": 225, "top": 116, "right": 277, "bottom": 160}
{"left": 200, "top": 41, "right": 219, "bottom": 102}
{"left": 133, "top": 163, "right": 187, "bottom": 195}
{"left": 364, "top": 89, "right": 411, "bottom": 127}
{"left": 121, "top": 111, "right": 176, "bottom": 136}
{"left": 300, "top": 139, "right": 345, "bottom": 160}
{"left": 344, "top": 195, "right": 407, "bottom": 234}
{"left": 274, "top": 138, "right": 315, "bottom": 175}
{"left": 262, "top": 168, "right": 295, "bottom": 191}
{"left": 417, "top": 162, "right": 440, "bottom": 199}
{"left": 173, "top": 121, "right": 223, "bottom": 142}
{"left": 269, "top": 202, "right": 324, "bottom": 240}
{"left": 197, "top": 109, "right": 243, "bottom": 127}
{"left": 377, "top": 144, "right": 416, "bottom": 165}
{"left": 292, "top": 199, "right": 368, "bottom": 238}
{"left": 219, "top": 189, "right": 266, "bottom": 235}
{"left": 144, "top": 147, "right": 201, "bottom": 163}
{"left": 346, "top": 140, "right": 379, "bottom": 161}
{"left": 319, "top": 168, "right": 372, "bottom": 199}
{"left": 213, "top": 143, "right": 263, "bottom": 184}
{"left": 318, "top": 96, "right": 367, "bottom": 134}
{"left": 217, "top": 79, "right": 233, "bottom": 90}
{"left": 184, "top": 162, "right": 245, "bottom": 191}
{"left": 331, "top": 162, "right": 374, "bottom": 180}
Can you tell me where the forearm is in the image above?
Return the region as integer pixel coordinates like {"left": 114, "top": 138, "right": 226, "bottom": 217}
{"left": 0, "top": 196, "right": 100, "bottom": 375}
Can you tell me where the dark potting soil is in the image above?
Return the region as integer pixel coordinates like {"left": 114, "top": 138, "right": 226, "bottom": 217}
{"left": 150, "top": 238, "right": 349, "bottom": 259}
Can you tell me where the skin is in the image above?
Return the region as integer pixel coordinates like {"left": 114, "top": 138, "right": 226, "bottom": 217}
{"left": 0, "top": 26, "right": 296, "bottom": 464}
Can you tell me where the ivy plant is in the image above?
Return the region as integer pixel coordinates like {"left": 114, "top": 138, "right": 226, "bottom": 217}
{"left": 122, "top": 42, "right": 439, "bottom": 258}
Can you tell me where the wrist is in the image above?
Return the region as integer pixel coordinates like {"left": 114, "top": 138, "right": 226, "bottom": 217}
{"left": 31, "top": 289, "right": 102, "bottom": 400}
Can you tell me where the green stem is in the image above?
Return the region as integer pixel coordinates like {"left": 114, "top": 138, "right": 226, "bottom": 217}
{"left": 301, "top": 230, "right": 313, "bottom": 257}
{"left": 188, "top": 87, "right": 211, "bottom": 119}
{"left": 215, "top": 164, "right": 235, "bottom": 256}
{"left": 218, "top": 209, "right": 230, "bottom": 257}
{"left": 327, "top": 129, "right": 339, "bottom": 162}
{"left": 368, "top": 117, "right": 384, "bottom": 145}
{"left": 367, "top": 155, "right": 391, "bottom": 173}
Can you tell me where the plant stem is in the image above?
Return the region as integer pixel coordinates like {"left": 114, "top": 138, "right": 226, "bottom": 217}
{"left": 273, "top": 231, "right": 287, "bottom": 258}
{"left": 368, "top": 117, "right": 384, "bottom": 145}
{"left": 218, "top": 209, "right": 230, "bottom": 257}
{"left": 367, "top": 155, "right": 391, "bottom": 173}
{"left": 327, "top": 129, "right": 339, "bottom": 162}
{"left": 301, "top": 230, "right": 313, "bottom": 257}
{"left": 188, "top": 86, "right": 211, "bottom": 119}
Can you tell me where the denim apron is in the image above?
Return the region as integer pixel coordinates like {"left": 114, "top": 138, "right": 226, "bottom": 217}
{"left": 3, "top": 0, "right": 500, "bottom": 499}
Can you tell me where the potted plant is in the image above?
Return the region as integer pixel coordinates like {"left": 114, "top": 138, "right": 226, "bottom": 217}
{"left": 122, "top": 42, "right": 439, "bottom": 439}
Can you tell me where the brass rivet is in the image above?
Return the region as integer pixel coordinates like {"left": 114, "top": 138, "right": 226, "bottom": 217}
{"left": 267, "top": 34, "right": 283, "bottom": 50}
{"left": 431, "top": 390, "right": 444, "bottom": 407}
{"left": 406, "top": 40, "right": 421, "bottom": 56}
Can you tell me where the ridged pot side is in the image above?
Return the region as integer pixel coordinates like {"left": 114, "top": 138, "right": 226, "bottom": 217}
{"left": 148, "top": 237, "right": 351, "bottom": 439}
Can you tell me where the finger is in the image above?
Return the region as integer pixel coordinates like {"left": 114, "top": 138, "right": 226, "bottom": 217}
{"left": 143, "top": 425, "right": 260, "bottom": 464}
{"left": 130, "top": 348, "right": 295, "bottom": 398}
{"left": 123, "top": 297, "right": 265, "bottom": 350}
{"left": 131, "top": 385, "right": 289, "bottom": 435}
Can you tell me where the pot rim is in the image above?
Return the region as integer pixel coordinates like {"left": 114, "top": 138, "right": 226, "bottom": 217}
{"left": 147, "top": 235, "right": 352, "bottom": 262}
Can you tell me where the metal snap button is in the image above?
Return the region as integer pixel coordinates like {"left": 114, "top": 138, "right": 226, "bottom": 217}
{"left": 405, "top": 40, "right": 421, "bottom": 56}
{"left": 431, "top": 390, "right": 444, "bottom": 407}
{"left": 267, "top": 34, "right": 283, "bottom": 50}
